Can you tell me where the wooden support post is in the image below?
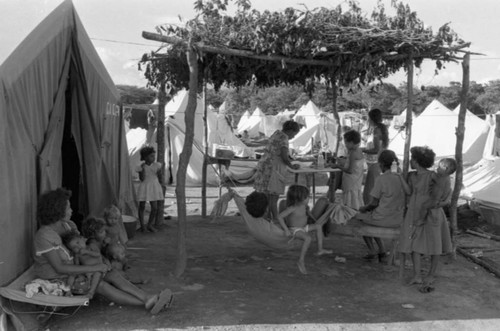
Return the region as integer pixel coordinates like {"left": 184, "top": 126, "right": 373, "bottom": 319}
{"left": 450, "top": 53, "right": 470, "bottom": 259}
{"left": 327, "top": 77, "right": 341, "bottom": 202}
{"left": 156, "top": 82, "right": 166, "bottom": 226}
{"left": 202, "top": 73, "right": 208, "bottom": 218}
{"left": 403, "top": 56, "right": 414, "bottom": 178}
{"left": 174, "top": 46, "right": 198, "bottom": 277}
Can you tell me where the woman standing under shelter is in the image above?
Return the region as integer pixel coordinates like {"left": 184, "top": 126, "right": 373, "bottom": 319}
{"left": 362, "top": 108, "right": 389, "bottom": 205}
{"left": 254, "top": 120, "right": 301, "bottom": 220}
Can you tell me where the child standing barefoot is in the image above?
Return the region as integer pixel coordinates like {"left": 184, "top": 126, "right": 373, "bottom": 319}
{"left": 411, "top": 158, "right": 456, "bottom": 289}
{"left": 397, "top": 146, "right": 436, "bottom": 284}
{"left": 331, "top": 130, "right": 365, "bottom": 210}
{"left": 278, "top": 185, "right": 333, "bottom": 275}
{"left": 136, "top": 146, "right": 164, "bottom": 233}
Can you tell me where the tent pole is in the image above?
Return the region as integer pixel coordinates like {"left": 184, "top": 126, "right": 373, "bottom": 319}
{"left": 450, "top": 52, "right": 470, "bottom": 260}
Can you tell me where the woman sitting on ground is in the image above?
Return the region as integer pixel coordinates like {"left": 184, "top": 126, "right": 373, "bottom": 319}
{"left": 33, "top": 188, "right": 172, "bottom": 314}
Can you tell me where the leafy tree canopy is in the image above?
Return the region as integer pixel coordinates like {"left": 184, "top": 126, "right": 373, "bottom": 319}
{"left": 117, "top": 85, "right": 156, "bottom": 104}
{"left": 140, "top": 0, "right": 468, "bottom": 94}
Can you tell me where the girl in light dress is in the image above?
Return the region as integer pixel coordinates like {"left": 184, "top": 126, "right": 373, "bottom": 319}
{"left": 136, "top": 146, "right": 164, "bottom": 233}
{"left": 361, "top": 109, "right": 389, "bottom": 205}
{"left": 332, "top": 129, "right": 365, "bottom": 210}
{"left": 398, "top": 147, "right": 454, "bottom": 289}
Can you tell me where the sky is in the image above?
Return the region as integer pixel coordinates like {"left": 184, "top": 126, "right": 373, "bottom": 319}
{"left": 1, "top": 0, "right": 499, "bottom": 88}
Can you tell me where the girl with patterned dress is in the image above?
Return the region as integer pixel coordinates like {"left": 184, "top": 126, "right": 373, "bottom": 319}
{"left": 253, "top": 120, "right": 300, "bottom": 221}
{"left": 397, "top": 146, "right": 449, "bottom": 286}
{"left": 334, "top": 129, "right": 365, "bottom": 210}
{"left": 136, "top": 146, "right": 164, "bottom": 233}
{"left": 410, "top": 157, "right": 456, "bottom": 288}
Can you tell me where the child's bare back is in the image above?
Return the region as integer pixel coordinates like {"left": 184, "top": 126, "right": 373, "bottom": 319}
{"left": 284, "top": 204, "right": 308, "bottom": 229}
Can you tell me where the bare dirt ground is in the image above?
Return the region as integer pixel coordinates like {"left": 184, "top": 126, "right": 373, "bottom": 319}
{"left": 13, "top": 186, "right": 500, "bottom": 330}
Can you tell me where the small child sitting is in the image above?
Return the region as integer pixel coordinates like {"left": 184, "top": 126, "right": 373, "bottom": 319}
{"left": 62, "top": 231, "right": 105, "bottom": 299}
{"left": 103, "top": 204, "right": 127, "bottom": 245}
{"left": 105, "top": 242, "right": 151, "bottom": 285}
{"left": 81, "top": 216, "right": 109, "bottom": 254}
{"left": 105, "top": 243, "right": 129, "bottom": 273}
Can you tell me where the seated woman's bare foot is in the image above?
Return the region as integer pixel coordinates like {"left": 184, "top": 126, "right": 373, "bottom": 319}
{"left": 423, "top": 275, "right": 435, "bottom": 285}
{"left": 297, "top": 261, "right": 308, "bottom": 275}
{"left": 408, "top": 276, "right": 423, "bottom": 285}
{"left": 316, "top": 249, "right": 333, "bottom": 256}
{"left": 145, "top": 294, "right": 158, "bottom": 310}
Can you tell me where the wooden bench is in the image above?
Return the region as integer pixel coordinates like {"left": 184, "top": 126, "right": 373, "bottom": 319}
{"left": 328, "top": 218, "right": 400, "bottom": 265}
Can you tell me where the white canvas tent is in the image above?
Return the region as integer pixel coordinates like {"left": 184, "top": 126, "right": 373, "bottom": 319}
{"left": 462, "top": 114, "right": 500, "bottom": 224}
{"left": 290, "top": 113, "right": 338, "bottom": 155}
{"left": 259, "top": 115, "right": 281, "bottom": 137}
{"left": 390, "top": 99, "right": 490, "bottom": 165}
{"left": 293, "top": 100, "right": 321, "bottom": 128}
{"left": 237, "top": 110, "right": 251, "bottom": 132}
{"left": 127, "top": 90, "right": 253, "bottom": 186}
{"left": 0, "top": 0, "right": 136, "bottom": 285}
{"left": 237, "top": 107, "right": 265, "bottom": 138}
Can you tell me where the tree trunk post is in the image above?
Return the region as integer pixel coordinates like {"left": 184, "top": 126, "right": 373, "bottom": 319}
{"left": 156, "top": 82, "right": 166, "bottom": 226}
{"left": 202, "top": 70, "right": 208, "bottom": 217}
{"left": 327, "top": 77, "right": 341, "bottom": 202}
{"left": 174, "top": 46, "right": 198, "bottom": 277}
{"left": 403, "top": 56, "right": 414, "bottom": 178}
{"left": 450, "top": 52, "right": 470, "bottom": 259}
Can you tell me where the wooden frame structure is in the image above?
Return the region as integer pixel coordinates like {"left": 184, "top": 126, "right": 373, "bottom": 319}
{"left": 141, "top": 2, "right": 474, "bottom": 276}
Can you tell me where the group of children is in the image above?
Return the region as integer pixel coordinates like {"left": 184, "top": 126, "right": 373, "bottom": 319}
{"left": 62, "top": 205, "right": 131, "bottom": 298}
{"left": 244, "top": 126, "right": 457, "bottom": 289}
{"left": 332, "top": 128, "right": 456, "bottom": 289}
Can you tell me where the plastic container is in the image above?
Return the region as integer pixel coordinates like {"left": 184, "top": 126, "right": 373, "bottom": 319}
{"left": 317, "top": 153, "right": 325, "bottom": 169}
{"left": 122, "top": 215, "right": 138, "bottom": 239}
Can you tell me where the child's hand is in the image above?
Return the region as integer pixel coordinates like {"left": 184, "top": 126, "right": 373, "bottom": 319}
{"left": 358, "top": 206, "right": 367, "bottom": 213}
{"left": 284, "top": 228, "right": 291, "bottom": 237}
{"left": 97, "top": 263, "right": 110, "bottom": 273}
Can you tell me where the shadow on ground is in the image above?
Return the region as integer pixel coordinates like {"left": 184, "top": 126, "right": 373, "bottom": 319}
{"left": 39, "top": 209, "right": 500, "bottom": 330}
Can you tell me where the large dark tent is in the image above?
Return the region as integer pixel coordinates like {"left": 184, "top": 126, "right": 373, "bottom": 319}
{"left": 0, "top": 0, "right": 136, "bottom": 286}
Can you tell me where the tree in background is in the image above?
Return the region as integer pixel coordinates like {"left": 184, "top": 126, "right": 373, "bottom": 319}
{"left": 117, "top": 85, "right": 156, "bottom": 104}
{"left": 476, "top": 80, "right": 500, "bottom": 115}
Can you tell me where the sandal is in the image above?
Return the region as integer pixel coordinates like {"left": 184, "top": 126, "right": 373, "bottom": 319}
{"left": 418, "top": 285, "right": 435, "bottom": 293}
{"left": 150, "top": 289, "right": 173, "bottom": 315}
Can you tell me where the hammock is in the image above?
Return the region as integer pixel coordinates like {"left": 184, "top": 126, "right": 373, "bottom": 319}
{"left": 232, "top": 193, "right": 335, "bottom": 250}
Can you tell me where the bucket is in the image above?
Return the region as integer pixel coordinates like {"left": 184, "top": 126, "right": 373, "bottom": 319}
{"left": 122, "top": 215, "right": 138, "bottom": 239}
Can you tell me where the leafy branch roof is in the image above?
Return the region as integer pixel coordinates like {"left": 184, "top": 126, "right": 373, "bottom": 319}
{"left": 141, "top": 0, "right": 470, "bottom": 91}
